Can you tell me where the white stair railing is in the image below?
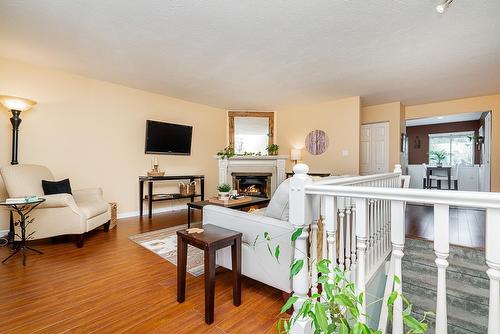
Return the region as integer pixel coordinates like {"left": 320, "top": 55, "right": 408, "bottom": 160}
{"left": 289, "top": 163, "right": 500, "bottom": 334}
{"left": 289, "top": 164, "right": 400, "bottom": 333}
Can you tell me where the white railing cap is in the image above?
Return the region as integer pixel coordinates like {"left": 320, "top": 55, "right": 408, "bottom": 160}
{"left": 305, "top": 184, "right": 500, "bottom": 209}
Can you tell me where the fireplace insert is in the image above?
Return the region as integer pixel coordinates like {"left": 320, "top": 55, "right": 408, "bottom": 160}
{"left": 232, "top": 173, "right": 271, "bottom": 198}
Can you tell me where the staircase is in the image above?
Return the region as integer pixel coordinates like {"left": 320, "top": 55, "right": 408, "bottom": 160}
{"left": 401, "top": 238, "right": 489, "bottom": 334}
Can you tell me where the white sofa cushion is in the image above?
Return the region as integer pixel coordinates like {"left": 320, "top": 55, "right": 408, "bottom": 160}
{"left": 264, "top": 178, "right": 290, "bottom": 221}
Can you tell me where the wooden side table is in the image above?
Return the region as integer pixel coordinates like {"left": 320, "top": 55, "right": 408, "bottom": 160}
{"left": 176, "top": 224, "right": 242, "bottom": 324}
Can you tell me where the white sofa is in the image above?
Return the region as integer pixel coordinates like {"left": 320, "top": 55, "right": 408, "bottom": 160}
{"left": 203, "top": 179, "right": 294, "bottom": 293}
{"left": 1, "top": 164, "right": 111, "bottom": 247}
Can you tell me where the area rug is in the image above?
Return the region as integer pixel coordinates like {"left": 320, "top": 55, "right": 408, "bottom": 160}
{"left": 129, "top": 223, "right": 205, "bottom": 277}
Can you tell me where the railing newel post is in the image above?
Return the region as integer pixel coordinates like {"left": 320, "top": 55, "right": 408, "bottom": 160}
{"left": 289, "top": 163, "right": 313, "bottom": 334}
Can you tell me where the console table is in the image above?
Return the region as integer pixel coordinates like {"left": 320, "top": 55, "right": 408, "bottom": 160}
{"left": 139, "top": 175, "right": 205, "bottom": 219}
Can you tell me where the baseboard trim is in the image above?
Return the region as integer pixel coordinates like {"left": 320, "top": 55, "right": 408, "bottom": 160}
{"left": 117, "top": 204, "right": 188, "bottom": 219}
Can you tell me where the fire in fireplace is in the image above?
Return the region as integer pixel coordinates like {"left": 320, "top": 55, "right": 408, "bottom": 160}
{"left": 232, "top": 173, "right": 272, "bottom": 198}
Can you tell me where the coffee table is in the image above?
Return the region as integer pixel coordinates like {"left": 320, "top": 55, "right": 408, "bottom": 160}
{"left": 177, "top": 224, "right": 242, "bottom": 324}
{"left": 186, "top": 196, "right": 270, "bottom": 228}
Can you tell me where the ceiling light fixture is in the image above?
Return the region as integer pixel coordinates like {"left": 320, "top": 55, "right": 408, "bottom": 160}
{"left": 436, "top": 0, "right": 454, "bottom": 14}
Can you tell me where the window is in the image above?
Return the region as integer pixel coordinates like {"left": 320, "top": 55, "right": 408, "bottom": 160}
{"left": 428, "top": 131, "right": 474, "bottom": 166}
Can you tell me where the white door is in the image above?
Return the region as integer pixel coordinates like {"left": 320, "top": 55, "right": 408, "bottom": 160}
{"left": 360, "top": 122, "right": 389, "bottom": 175}
{"left": 481, "top": 113, "right": 491, "bottom": 191}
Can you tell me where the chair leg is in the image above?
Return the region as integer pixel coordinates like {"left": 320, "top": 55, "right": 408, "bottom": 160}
{"left": 103, "top": 220, "right": 111, "bottom": 232}
{"left": 76, "top": 234, "right": 85, "bottom": 248}
{"left": 454, "top": 180, "right": 458, "bottom": 190}
{"left": 437, "top": 180, "right": 442, "bottom": 189}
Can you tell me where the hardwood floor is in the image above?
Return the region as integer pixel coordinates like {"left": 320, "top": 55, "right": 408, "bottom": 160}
{"left": 0, "top": 211, "right": 288, "bottom": 333}
{"left": 405, "top": 204, "right": 485, "bottom": 249}
{"left": 0, "top": 204, "right": 484, "bottom": 333}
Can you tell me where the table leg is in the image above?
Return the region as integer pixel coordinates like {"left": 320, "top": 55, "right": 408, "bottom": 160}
{"left": 139, "top": 180, "right": 144, "bottom": 218}
{"left": 177, "top": 236, "right": 187, "bottom": 303}
{"left": 426, "top": 170, "right": 431, "bottom": 189}
{"left": 448, "top": 170, "right": 451, "bottom": 191}
{"left": 2, "top": 245, "right": 20, "bottom": 263}
{"left": 187, "top": 206, "right": 191, "bottom": 228}
{"left": 204, "top": 247, "right": 216, "bottom": 324}
{"left": 148, "top": 181, "right": 153, "bottom": 219}
{"left": 201, "top": 177, "right": 205, "bottom": 201}
{"left": 231, "top": 237, "right": 242, "bottom": 306}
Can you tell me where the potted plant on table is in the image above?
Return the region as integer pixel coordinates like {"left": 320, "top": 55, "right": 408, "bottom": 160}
{"left": 266, "top": 144, "right": 280, "bottom": 156}
{"left": 428, "top": 150, "right": 447, "bottom": 167}
{"left": 217, "top": 183, "right": 232, "bottom": 200}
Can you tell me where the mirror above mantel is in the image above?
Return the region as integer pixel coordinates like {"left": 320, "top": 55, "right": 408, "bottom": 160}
{"left": 228, "top": 111, "right": 275, "bottom": 155}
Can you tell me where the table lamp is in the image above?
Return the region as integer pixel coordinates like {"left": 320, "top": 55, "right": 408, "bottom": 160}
{"left": 290, "top": 148, "right": 302, "bottom": 165}
{"left": 0, "top": 95, "right": 37, "bottom": 165}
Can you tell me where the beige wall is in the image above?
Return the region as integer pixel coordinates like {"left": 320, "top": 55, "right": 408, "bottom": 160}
{"left": 361, "top": 102, "right": 404, "bottom": 169}
{"left": 0, "top": 58, "right": 226, "bottom": 230}
{"left": 405, "top": 94, "right": 500, "bottom": 191}
{"left": 276, "top": 96, "right": 361, "bottom": 174}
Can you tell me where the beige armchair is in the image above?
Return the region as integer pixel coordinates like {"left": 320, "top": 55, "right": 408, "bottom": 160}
{"left": 0, "top": 164, "right": 111, "bottom": 247}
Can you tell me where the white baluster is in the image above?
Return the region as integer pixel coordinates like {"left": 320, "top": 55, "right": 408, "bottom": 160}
{"left": 320, "top": 196, "right": 328, "bottom": 300}
{"left": 434, "top": 204, "right": 449, "bottom": 334}
{"left": 354, "top": 198, "right": 369, "bottom": 323}
{"left": 368, "top": 199, "right": 375, "bottom": 272}
{"left": 289, "top": 164, "right": 313, "bottom": 334}
{"left": 486, "top": 208, "right": 500, "bottom": 334}
{"left": 376, "top": 181, "right": 382, "bottom": 264}
{"left": 391, "top": 200, "right": 405, "bottom": 334}
{"left": 378, "top": 254, "right": 395, "bottom": 332}
{"left": 345, "top": 198, "right": 352, "bottom": 271}
{"left": 324, "top": 195, "right": 338, "bottom": 281}
{"left": 310, "top": 195, "right": 320, "bottom": 296}
{"left": 338, "top": 197, "right": 346, "bottom": 271}
{"left": 351, "top": 201, "right": 357, "bottom": 265}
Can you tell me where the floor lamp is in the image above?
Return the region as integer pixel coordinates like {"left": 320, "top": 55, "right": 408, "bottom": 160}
{"left": 0, "top": 95, "right": 37, "bottom": 165}
{"left": 0, "top": 95, "right": 36, "bottom": 246}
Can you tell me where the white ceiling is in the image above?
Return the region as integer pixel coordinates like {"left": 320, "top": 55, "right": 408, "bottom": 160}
{"left": 406, "top": 111, "right": 483, "bottom": 127}
{"left": 0, "top": 1, "right": 499, "bottom": 110}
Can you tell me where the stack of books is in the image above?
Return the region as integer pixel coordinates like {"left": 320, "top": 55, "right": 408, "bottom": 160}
{"left": 5, "top": 196, "right": 40, "bottom": 204}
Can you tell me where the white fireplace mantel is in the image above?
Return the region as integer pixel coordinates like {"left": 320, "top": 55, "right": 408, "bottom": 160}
{"left": 216, "top": 155, "right": 289, "bottom": 196}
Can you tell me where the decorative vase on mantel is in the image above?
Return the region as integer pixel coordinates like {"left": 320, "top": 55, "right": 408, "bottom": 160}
{"left": 437, "top": 162, "right": 443, "bottom": 167}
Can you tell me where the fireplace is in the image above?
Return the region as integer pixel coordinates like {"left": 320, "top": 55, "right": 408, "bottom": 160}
{"left": 232, "top": 173, "right": 272, "bottom": 198}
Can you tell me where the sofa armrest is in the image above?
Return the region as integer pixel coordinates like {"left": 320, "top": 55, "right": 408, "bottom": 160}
{"left": 72, "top": 188, "right": 104, "bottom": 203}
{"left": 202, "top": 205, "right": 293, "bottom": 245}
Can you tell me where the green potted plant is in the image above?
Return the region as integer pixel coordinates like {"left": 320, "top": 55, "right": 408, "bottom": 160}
{"left": 257, "top": 229, "right": 430, "bottom": 333}
{"left": 428, "top": 150, "right": 447, "bottom": 167}
{"left": 217, "top": 183, "right": 231, "bottom": 200}
{"left": 216, "top": 146, "right": 235, "bottom": 159}
{"left": 266, "top": 144, "right": 279, "bottom": 156}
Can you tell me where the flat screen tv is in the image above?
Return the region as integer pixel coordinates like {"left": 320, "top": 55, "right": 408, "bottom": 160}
{"left": 145, "top": 120, "right": 193, "bottom": 155}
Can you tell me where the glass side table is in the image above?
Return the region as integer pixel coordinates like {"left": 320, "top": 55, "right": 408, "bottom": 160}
{"left": 0, "top": 198, "right": 45, "bottom": 266}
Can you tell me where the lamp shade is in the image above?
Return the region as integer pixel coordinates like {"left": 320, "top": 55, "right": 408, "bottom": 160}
{"left": 290, "top": 148, "right": 302, "bottom": 161}
{"left": 0, "top": 95, "right": 37, "bottom": 112}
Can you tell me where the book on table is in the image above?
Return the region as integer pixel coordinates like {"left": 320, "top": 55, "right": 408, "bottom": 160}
{"left": 5, "top": 196, "right": 41, "bottom": 204}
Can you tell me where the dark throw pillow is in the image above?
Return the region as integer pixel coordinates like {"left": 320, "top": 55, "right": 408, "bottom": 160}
{"left": 42, "top": 178, "right": 72, "bottom": 195}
